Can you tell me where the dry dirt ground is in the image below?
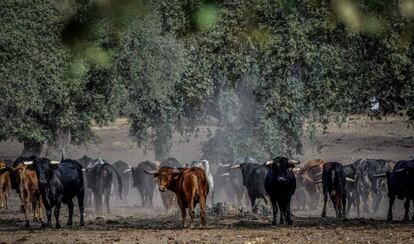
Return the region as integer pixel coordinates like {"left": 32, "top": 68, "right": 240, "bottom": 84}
{"left": 0, "top": 116, "right": 414, "bottom": 243}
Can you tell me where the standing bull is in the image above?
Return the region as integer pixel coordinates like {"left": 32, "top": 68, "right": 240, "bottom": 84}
{"left": 0, "top": 156, "right": 44, "bottom": 227}
{"left": 319, "top": 162, "right": 355, "bottom": 219}
{"left": 145, "top": 166, "right": 209, "bottom": 227}
{"left": 86, "top": 158, "right": 123, "bottom": 214}
{"left": 77, "top": 155, "right": 94, "bottom": 206}
{"left": 158, "top": 157, "right": 182, "bottom": 212}
{"left": 0, "top": 161, "right": 10, "bottom": 209}
{"left": 375, "top": 159, "right": 414, "bottom": 221}
{"left": 126, "top": 161, "right": 158, "bottom": 208}
{"left": 112, "top": 160, "right": 132, "bottom": 201}
{"left": 264, "top": 156, "right": 299, "bottom": 225}
{"left": 231, "top": 157, "right": 268, "bottom": 212}
{"left": 188, "top": 160, "right": 214, "bottom": 205}
{"left": 354, "top": 159, "right": 394, "bottom": 214}
{"left": 32, "top": 157, "right": 85, "bottom": 228}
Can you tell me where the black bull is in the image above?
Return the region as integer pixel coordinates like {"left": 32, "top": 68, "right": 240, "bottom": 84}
{"left": 128, "top": 161, "right": 158, "bottom": 208}
{"left": 230, "top": 161, "right": 268, "bottom": 212}
{"left": 32, "top": 158, "right": 85, "bottom": 228}
{"left": 375, "top": 159, "right": 414, "bottom": 221}
{"left": 86, "top": 159, "right": 123, "bottom": 213}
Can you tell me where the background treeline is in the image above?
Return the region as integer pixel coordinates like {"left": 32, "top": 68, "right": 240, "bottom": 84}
{"left": 1, "top": 0, "right": 414, "bottom": 163}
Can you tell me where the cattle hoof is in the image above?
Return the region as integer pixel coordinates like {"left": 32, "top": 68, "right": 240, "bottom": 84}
{"left": 80, "top": 222, "right": 85, "bottom": 227}
{"left": 287, "top": 220, "right": 293, "bottom": 226}
{"left": 56, "top": 224, "right": 61, "bottom": 229}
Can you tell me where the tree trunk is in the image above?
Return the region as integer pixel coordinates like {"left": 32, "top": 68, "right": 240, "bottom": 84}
{"left": 22, "top": 141, "right": 43, "bottom": 157}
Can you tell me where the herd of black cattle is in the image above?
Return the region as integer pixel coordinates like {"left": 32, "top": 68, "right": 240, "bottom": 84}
{"left": 0, "top": 155, "right": 413, "bottom": 228}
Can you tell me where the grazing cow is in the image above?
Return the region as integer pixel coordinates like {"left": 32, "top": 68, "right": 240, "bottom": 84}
{"left": 319, "top": 162, "right": 351, "bottom": 219}
{"left": 145, "top": 166, "right": 209, "bottom": 227}
{"left": 158, "top": 157, "right": 182, "bottom": 212}
{"left": 264, "top": 156, "right": 299, "bottom": 225}
{"left": 375, "top": 159, "right": 414, "bottom": 221}
{"left": 77, "top": 155, "right": 94, "bottom": 206}
{"left": 0, "top": 157, "right": 43, "bottom": 227}
{"left": 32, "top": 158, "right": 85, "bottom": 228}
{"left": 0, "top": 161, "right": 11, "bottom": 209}
{"left": 354, "top": 159, "right": 394, "bottom": 214}
{"left": 126, "top": 161, "right": 158, "bottom": 208}
{"left": 295, "top": 159, "right": 325, "bottom": 209}
{"left": 231, "top": 157, "right": 268, "bottom": 212}
{"left": 112, "top": 160, "right": 132, "bottom": 201}
{"left": 86, "top": 158, "right": 123, "bottom": 213}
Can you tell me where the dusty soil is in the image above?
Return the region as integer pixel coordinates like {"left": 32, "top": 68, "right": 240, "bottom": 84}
{"left": 0, "top": 115, "right": 414, "bottom": 243}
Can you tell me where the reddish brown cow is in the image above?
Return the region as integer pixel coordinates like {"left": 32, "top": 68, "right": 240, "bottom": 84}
{"left": 295, "top": 159, "right": 326, "bottom": 209}
{"left": 146, "top": 167, "right": 209, "bottom": 227}
{"left": 0, "top": 162, "right": 11, "bottom": 209}
{"left": 0, "top": 162, "right": 43, "bottom": 227}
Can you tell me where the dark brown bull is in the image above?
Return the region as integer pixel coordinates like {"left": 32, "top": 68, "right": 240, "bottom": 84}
{"left": 146, "top": 166, "right": 209, "bottom": 228}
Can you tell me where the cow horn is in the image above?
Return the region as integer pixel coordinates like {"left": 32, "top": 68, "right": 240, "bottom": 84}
{"left": 231, "top": 164, "right": 241, "bottom": 169}
{"left": 374, "top": 173, "right": 386, "bottom": 178}
{"left": 23, "top": 161, "right": 33, "bottom": 165}
{"left": 265, "top": 160, "right": 273, "bottom": 166}
{"left": 314, "top": 179, "right": 322, "bottom": 184}
{"left": 81, "top": 168, "right": 86, "bottom": 172}
{"left": 346, "top": 177, "right": 355, "bottom": 182}
{"left": 288, "top": 159, "right": 300, "bottom": 164}
{"left": 144, "top": 169, "right": 158, "bottom": 175}
{"left": 219, "top": 163, "right": 231, "bottom": 167}
{"left": 220, "top": 173, "right": 230, "bottom": 177}
{"left": 50, "top": 160, "right": 60, "bottom": 165}
{"left": 123, "top": 168, "right": 132, "bottom": 173}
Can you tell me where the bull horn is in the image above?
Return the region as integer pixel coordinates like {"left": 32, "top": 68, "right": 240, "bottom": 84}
{"left": 81, "top": 168, "right": 86, "bottom": 172}
{"left": 231, "top": 164, "right": 240, "bottom": 169}
{"left": 220, "top": 173, "right": 230, "bottom": 177}
{"left": 288, "top": 159, "right": 300, "bottom": 164}
{"left": 123, "top": 168, "right": 132, "bottom": 173}
{"left": 314, "top": 179, "right": 322, "bottom": 184}
{"left": 346, "top": 177, "right": 355, "bottom": 182}
{"left": 50, "top": 160, "right": 60, "bottom": 165}
{"left": 219, "top": 163, "right": 231, "bottom": 167}
{"left": 265, "top": 160, "right": 273, "bottom": 166}
{"left": 23, "top": 161, "right": 33, "bottom": 165}
{"left": 144, "top": 169, "right": 158, "bottom": 175}
{"left": 392, "top": 168, "right": 405, "bottom": 173}
{"left": 374, "top": 173, "right": 386, "bottom": 178}
{"left": 292, "top": 168, "right": 301, "bottom": 172}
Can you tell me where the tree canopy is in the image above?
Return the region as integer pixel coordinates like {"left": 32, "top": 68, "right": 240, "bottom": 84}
{"left": 1, "top": 0, "right": 414, "bottom": 161}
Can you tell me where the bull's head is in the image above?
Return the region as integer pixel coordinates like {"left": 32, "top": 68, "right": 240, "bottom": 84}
{"left": 33, "top": 158, "right": 53, "bottom": 185}
{"left": 265, "top": 156, "right": 300, "bottom": 170}
{"left": 145, "top": 167, "right": 182, "bottom": 192}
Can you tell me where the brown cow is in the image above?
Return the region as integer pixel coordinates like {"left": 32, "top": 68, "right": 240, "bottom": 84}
{"left": 146, "top": 166, "right": 209, "bottom": 227}
{"left": 0, "top": 161, "right": 43, "bottom": 227}
{"left": 295, "top": 159, "right": 326, "bottom": 209}
{"left": 0, "top": 162, "right": 10, "bottom": 209}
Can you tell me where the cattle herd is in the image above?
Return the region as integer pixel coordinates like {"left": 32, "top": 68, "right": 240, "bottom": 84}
{"left": 0, "top": 155, "right": 413, "bottom": 229}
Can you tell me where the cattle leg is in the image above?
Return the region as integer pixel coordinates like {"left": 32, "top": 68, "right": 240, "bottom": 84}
{"left": 66, "top": 200, "right": 74, "bottom": 227}
{"left": 54, "top": 197, "right": 63, "bottom": 229}
{"left": 372, "top": 192, "right": 382, "bottom": 214}
{"left": 200, "top": 197, "right": 207, "bottom": 226}
{"left": 94, "top": 190, "right": 102, "bottom": 214}
{"left": 148, "top": 189, "right": 154, "bottom": 208}
{"left": 321, "top": 192, "right": 328, "bottom": 218}
{"left": 403, "top": 198, "right": 410, "bottom": 221}
{"left": 105, "top": 186, "right": 111, "bottom": 214}
{"left": 270, "top": 197, "right": 278, "bottom": 225}
{"left": 411, "top": 199, "right": 414, "bottom": 222}
{"left": 139, "top": 188, "right": 145, "bottom": 207}
{"left": 342, "top": 193, "right": 346, "bottom": 220}
{"left": 286, "top": 196, "right": 293, "bottom": 225}
{"left": 387, "top": 194, "right": 395, "bottom": 221}
{"left": 23, "top": 191, "right": 31, "bottom": 227}
{"left": 77, "top": 192, "right": 85, "bottom": 226}
{"left": 189, "top": 202, "right": 195, "bottom": 228}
